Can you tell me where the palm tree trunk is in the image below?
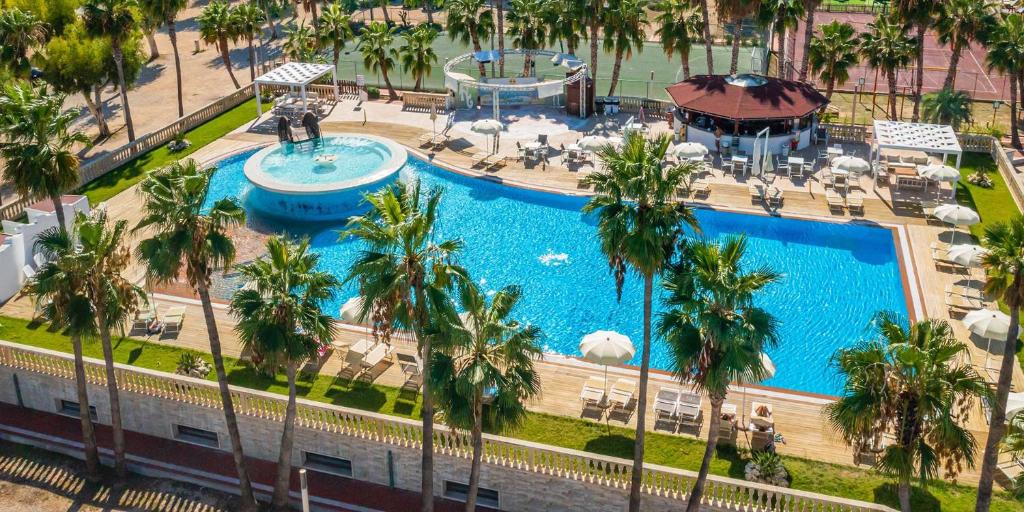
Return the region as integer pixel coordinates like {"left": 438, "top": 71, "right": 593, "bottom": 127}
{"left": 497, "top": 0, "right": 505, "bottom": 77}
{"left": 272, "top": 361, "right": 299, "bottom": 510}
{"left": 1012, "top": 74, "right": 1023, "bottom": 149}
{"left": 381, "top": 67, "right": 399, "bottom": 100}
{"left": 464, "top": 396, "right": 483, "bottom": 512}
{"left": 97, "top": 303, "right": 127, "bottom": 480}
{"left": 168, "top": 20, "right": 184, "bottom": 118}
{"left": 798, "top": 8, "right": 814, "bottom": 81}
{"left": 71, "top": 332, "right": 101, "bottom": 481}
{"left": 49, "top": 193, "right": 68, "bottom": 232}
{"left": 911, "top": 23, "right": 925, "bottom": 122}
{"left": 608, "top": 48, "right": 624, "bottom": 96}
{"left": 729, "top": 19, "right": 741, "bottom": 75}
{"left": 975, "top": 291, "right": 1021, "bottom": 512}
{"left": 686, "top": 396, "right": 723, "bottom": 512}
{"left": 887, "top": 71, "right": 899, "bottom": 121}
{"left": 220, "top": 38, "right": 241, "bottom": 89}
{"left": 825, "top": 78, "right": 835, "bottom": 100}
{"left": 248, "top": 39, "right": 257, "bottom": 82}
{"left": 266, "top": 5, "right": 279, "bottom": 39}
{"left": 626, "top": 275, "right": 655, "bottom": 512}
{"left": 699, "top": 0, "right": 712, "bottom": 74}
{"left": 111, "top": 44, "right": 136, "bottom": 142}
{"left": 681, "top": 53, "right": 690, "bottom": 81}
{"left": 82, "top": 90, "right": 110, "bottom": 138}
{"left": 589, "top": 1, "right": 600, "bottom": 78}
{"left": 312, "top": 0, "right": 320, "bottom": 23}
{"left": 943, "top": 45, "right": 961, "bottom": 91}
{"left": 196, "top": 281, "right": 258, "bottom": 511}
{"left": 425, "top": 0, "right": 434, "bottom": 25}
{"left": 776, "top": 13, "right": 786, "bottom": 78}
{"left": 381, "top": 0, "right": 392, "bottom": 25}
{"left": 414, "top": 74, "right": 422, "bottom": 91}
{"left": 416, "top": 286, "right": 435, "bottom": 512}
{"left": 897, "top": 475, "right": 911, "bottom": 512}
{"left": 146, "top": 29, "right": 160, "bottom": 60}
{"left": 471, "top": 32, "right": 487, "bottom": 77}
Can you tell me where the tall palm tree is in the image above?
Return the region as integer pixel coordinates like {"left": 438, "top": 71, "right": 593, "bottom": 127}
{"left": 255, "top": 0, "right": 281, "bottom": 40}
{"left": 717, "top": 0, "right": 760, "bottom": 75}
{"left": 807, "top": 20, "right": 859, "bottom": 100}
{"left": 494, "top": 0, "right": 506, "bottom": 76}
{"left": 0, "top": 8, "right": 48, "bottom": 77}
{"left": 860, "top": 15, "right": 916, "bottom": 121}
{"left": 317, "top": 2, "right": 353, "bottom": 70}
{"left": 507, "top": 0, "right": 548, "bottom": 76}
{"left": 602, "top": 0, "right": 644, "bottom": 95}
{"left": 198, "top": 0, "right": 242, "bottom": 89}
{"left": 446, "top": 0, "right": 494, "bottom": 77}
{"left": 827, "top": 313, "right": 987, "bottom": 512}
{"left": 584, "top": 0, "right": 604, "bottom": 78}
{"left": 921, "top": 88, "right": 973, "bottom": 130}
{"left": 696, "top": 0, "right": 714, "bottom": 73}
{"left": 892, "top": 0, "right": 937, "bottom": 122}
{"left": 399, "top": 24, "right": 438, "bottom": 91}
{"left": 542, "top": 0, "right": 587, "bottom": 56}
{"left": 935, "top": 0, "right": 996, "bottom": 90}
{"left": 357, "top": 22, "right": 400, "bottom": 100}
{"left": 139, "top": 0, "right": 188, "bottom": 117}
{"left": 343, "top": 180, "right": 467, "bottom": 512}
{"left": 0, "top": 84, "right": 89, "bottom": 232}
{"left": 25, "top": 228, "right": 101, "bottom": 481}
{"left": 986, "top": 14, "right": 1024, "bottom": 149}
{"left": 283, "top": 23, "right": 320, "bottom": 61}
{"left": 231, "top": 236, "right": 338, "bottom": 511}
{"left": 658, "top": 236, "right": 779, "bottom": 512}
{"left": 302, "top": 0, "right": 321, "bottom": 24}
{"left": 653, "top": 0, "right": 703, "bottom": 81}
{"left": 83, "top": 0, "right": 140, "bottom": 142}
{"left": 797, "top": 0, "right": 819, "bottom": 81}
{"left": 431, "top": 282, "right": 542, "bottom": 512}
{"left": 233, "top": 2, "right": 266, "bottom": 82}
{"left": 976, "top": 215, "right": 1024, "bottom": 512}
{"left": 134, "top": 160, "right": 257, "bottom": 511}
{"left": 581, "top": 132, "right": 699, "bottom": 512}
{"left": 757, "top": 0, "right": 802, "bottom": 78}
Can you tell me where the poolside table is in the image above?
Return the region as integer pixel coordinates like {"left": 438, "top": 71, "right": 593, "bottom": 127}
{"left": 827, "top": 147, "right": 844, "bottom": 161}
{"left": 787, "top": 156, "right": 804, "bottom": 176}
{"left": 731, "top": 155, "right": 748, "bottom": 175}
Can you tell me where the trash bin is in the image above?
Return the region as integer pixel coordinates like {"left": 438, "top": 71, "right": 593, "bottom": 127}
{"left": 594, "top": 97, "right": 606, "bottom": 115}
{"left": 605, "top": 96, "right": 620, "bottom": 115}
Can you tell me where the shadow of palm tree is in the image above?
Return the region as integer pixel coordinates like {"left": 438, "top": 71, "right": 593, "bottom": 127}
{"left": 872, "top": 482, "right": 941, "bottom": 511}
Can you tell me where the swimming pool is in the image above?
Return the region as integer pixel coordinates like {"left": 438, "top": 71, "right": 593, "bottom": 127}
{"left": 207, "top": 148, "right": 910, "bottom": 396}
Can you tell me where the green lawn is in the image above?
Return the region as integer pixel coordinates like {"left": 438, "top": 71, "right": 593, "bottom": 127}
{"left": 1, "top": 315, "right": 1018, "bottom": 511}
{"left": 77, "top": 98, "right": 260, "bottom": 204}
{"left": 955, "top": 152, "right": 1021, "bottom": 241}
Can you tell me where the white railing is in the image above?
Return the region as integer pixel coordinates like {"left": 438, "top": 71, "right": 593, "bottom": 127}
{"left": 0, "top": 340, "right": 895, "bottom": 512}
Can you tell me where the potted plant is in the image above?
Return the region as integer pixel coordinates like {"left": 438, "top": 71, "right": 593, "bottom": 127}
{"left": 744, "top": 450, "right": 791, "bottom": 487}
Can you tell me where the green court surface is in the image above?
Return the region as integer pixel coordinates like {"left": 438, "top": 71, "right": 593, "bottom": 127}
{"left": 332, "top": 34, "right": 761, "bottom": 99}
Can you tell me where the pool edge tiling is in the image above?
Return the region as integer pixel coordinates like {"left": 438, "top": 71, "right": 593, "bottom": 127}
{"left": 207, "top": 144, "right": 914, "bottom": 397}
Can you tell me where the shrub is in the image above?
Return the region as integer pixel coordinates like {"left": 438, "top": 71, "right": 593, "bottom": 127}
{"left": 745, "top": 450, "right": 790, "bottom": 487}
{"left": 176, "top": 352, "right": 211, "bottom": 378}
{"left": 366, "top": 86, "right": 381, "bottom": 99}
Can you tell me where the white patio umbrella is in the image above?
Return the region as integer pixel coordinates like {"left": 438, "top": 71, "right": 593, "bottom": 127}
{"left": 737, "top": 352, "right": 776, "bottom": 428}
{"left": 933, "top": 204, "right": 980, "bottom": 244}
{"left": 579, "top": 330, "right": 636, "bottom": 395}
{"left": 339, "top": 296, "right": 364, "bottom": 323}
{"left": 832, "top": 156, "right": 871, "bottom": 174}
{"left": 918, "top": 164, "right": 961, "bottom": 199}
{"left": 672, "top": 142, "right": 709, "bottom": 160}
{"left": 964, "top": 309, "right": 1020, "bottom": 371}
{"left": 578, "top": 135, "right": 609, "bottom": 152}
{"left": 471, "top": 119, "right": 503, "bottom": 153}
{"left": 948, "top": 244, "right": 987, "bottom": 290}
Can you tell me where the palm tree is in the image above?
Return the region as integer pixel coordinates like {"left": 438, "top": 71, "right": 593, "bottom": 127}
{"left": 653, "top": 0, "right": 703, "bottom": 81}
{"left": 357, "top": 22, "right": 400, "bottom": 100}
{"left": 231, "top": 236, "right": 338, "bottom": 510}
{"left": 581, "top": 132, "right": 699, "bottom": 512}
{"left": 696, "top": 0, "right": 714, "bottom": 73}
{"left": 659, "top": 236, "right": 780, "bottom": 512}
{"left": 935, "top": 0, "right": 996, "bottom": 90}
{"left": 891, "top": 0, "right": 936, "bottom": 122}
{"left": 542, "top": 0, "right": 587, "bottom": 56}
{"left": 399, "top": 24, "right": 438, "bottom": 91}
{"left": 717, "top": 0, "right": 759, "bottom": 75}
{"left": 343, "top": 180, "right": 467, "bottom": 512}
{"left": 827, "top": 313, "right": 987, "bottom": 512}
{"left": 431, "top": 282, "right": 542, "bottom": 512}
{"left": 860, "top": 15, "right": 916, "bottom": 121}
{"left": 807, "top": 20, "right": 859, "bottom": 100}
{"left": 0, "top": 84, "right": 89, "bottom": 232}
{"left": 757, "top": 0, "right": 802, "bottom": 78}
{"left": 975, "top": 215, "right": 1024, "bottom": 512}
{"left": 446, "top": 0, "right": 494, "bottom": 77}
{"left": 317, "top": 2, "right": 353, "bottom": 70}
{"left": 139, "top": 0, "right": 188, "bottom": 117}
{"left": 507, "top": 0, "right": 548, "bottom": 77}
{"left": 602, "top": 0, "right": 645, "bottom": 95}
{"left": 134, "top": 160, "right": 258, "bottom": 511}
{"left": 797, "top": 0, "right": 819, "bottom": 81}
{"left": 198, "top": 0, "right": 242, "bottom": 89}
{"left": 233, "top": 2, "right": 266, "bottom": 82}
{"left": 986, "top": 14, "right": 1024, "bottom": 149}
{"left": 73, "top": 210, "right": 147, "bottom": 481}
{"left": 25, "top": 228, "right": 101, "bottom": 481}
{"left": 283, "top": 23, "right": 320, "bottom": 61}
{"left": 302, "top": 0, "right": 321, "bottom": 24}
{"left": 0, "top": 8, "right": 48, "bottom": 76}
{"left": 921, "top": 88, "right": 973, "bottom": 130}
{"left": 256, "top": 0, "right": 281, "bottom": 39}
{"left": 584, "top": 0, "right": 604, "bottom": 78}
{"left": 83, "top": 0, "right": 139, "bottom": 142}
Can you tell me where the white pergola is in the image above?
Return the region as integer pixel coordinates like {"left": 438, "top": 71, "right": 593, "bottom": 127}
{"left": 871, "top": 120, "right": 963, "bottom": 177}
{"left": 254, "top": 62, "right": 338, "bottom": 116}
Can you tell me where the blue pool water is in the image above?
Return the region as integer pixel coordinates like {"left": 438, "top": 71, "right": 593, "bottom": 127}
{"left": 258, "top": 136, "right": 391, "bottom": 186}
{"left": 207, "top": 149, "right": 909, "bottom": 396}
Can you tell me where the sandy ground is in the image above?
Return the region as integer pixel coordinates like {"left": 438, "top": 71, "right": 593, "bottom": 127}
{"left": 0, "top": 441, "right": 236, "bottom": 512}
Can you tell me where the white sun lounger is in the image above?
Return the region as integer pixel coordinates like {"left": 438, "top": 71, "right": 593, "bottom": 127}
{"left": 361, "top": 343, "right": 392, "bottom": 370}
{"left": 653, "top": 387, "right": 682, "bottom": 421}
{"left": 580, "top": 376, "right": 606, "bottom": 408}
{"left": 608, "top": 379, "right": 635, "bottom": 411}
{"left": 676, "top": 392, "right": 703, "bottom": 426}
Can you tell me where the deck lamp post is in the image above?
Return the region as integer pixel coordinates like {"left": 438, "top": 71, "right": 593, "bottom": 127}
{"left": 992, "top": 100, "right": 1003, "bottom": 129}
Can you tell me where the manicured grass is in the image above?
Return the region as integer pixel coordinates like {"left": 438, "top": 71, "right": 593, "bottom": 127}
{"left": 78, "top": 98, "right": 260, "bottom": 205}
{"left": 1, "top": 315, "right": 1019, "bottom": 511}
{"left": 955, "top": 152, "right": 1021, "bottom": 241}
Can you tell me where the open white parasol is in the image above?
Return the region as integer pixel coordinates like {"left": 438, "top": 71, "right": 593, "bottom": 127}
{"left": 580, "top": 330, "right": 635, "bottom": 394}
{"left": 832, "top": 156, "right": 871, "bottom": 173}
{"left": 578, "top": 135, "right": 609, "bottom": 152}
{"left": 339, "top": 297, "right": 364, "bottom": 323}
{"left": 672, "top": 142, "right": 709, "bottom": 160}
